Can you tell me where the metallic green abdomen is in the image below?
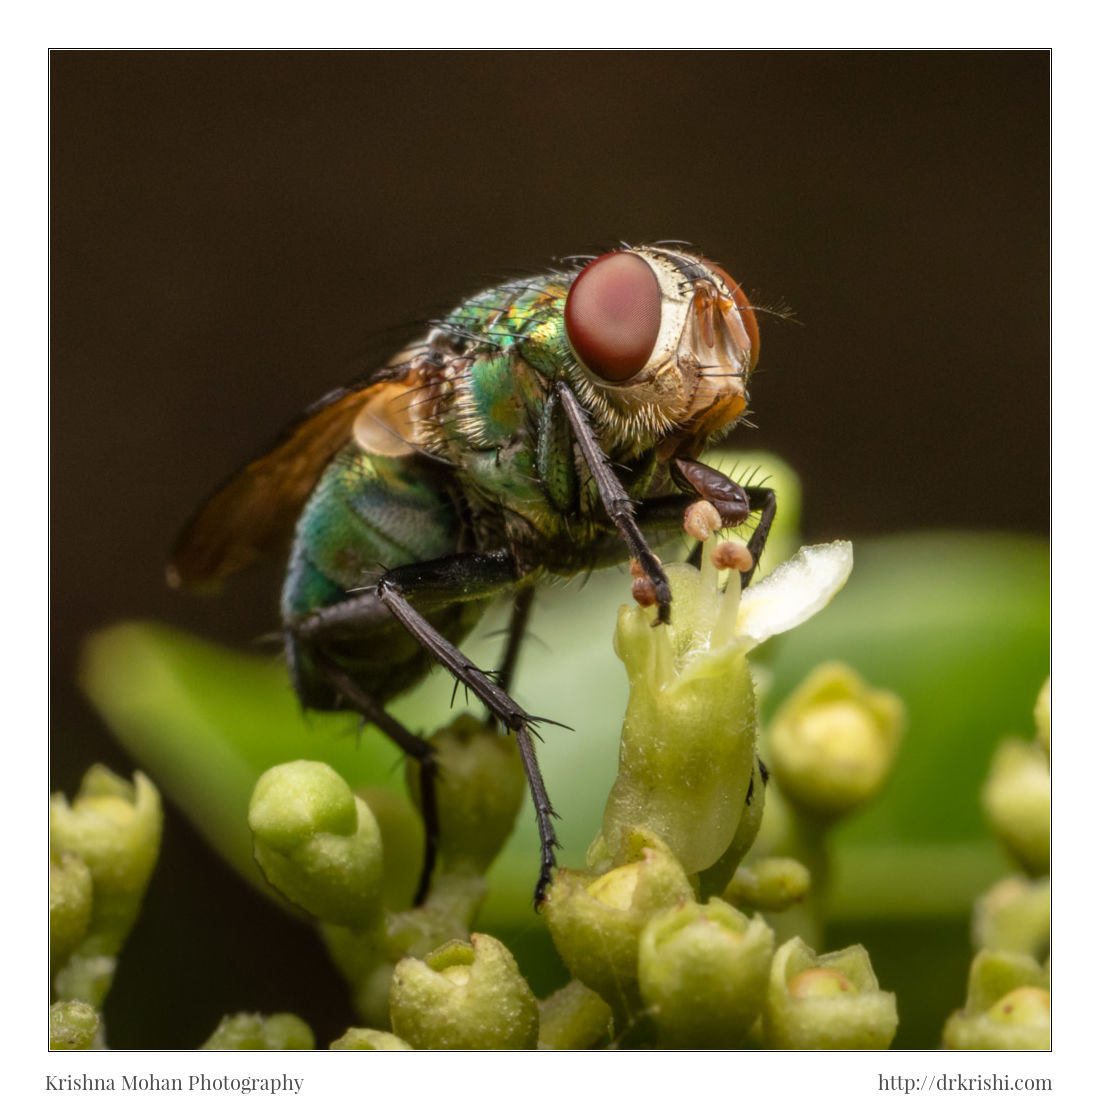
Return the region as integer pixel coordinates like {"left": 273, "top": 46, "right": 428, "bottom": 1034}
{"left": 282, "top": 445, "right": 484, "bottom": 705}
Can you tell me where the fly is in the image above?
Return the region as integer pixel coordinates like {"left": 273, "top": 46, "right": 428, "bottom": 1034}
{"left": 167, "top": 245, "right": 776, "bottom": 907}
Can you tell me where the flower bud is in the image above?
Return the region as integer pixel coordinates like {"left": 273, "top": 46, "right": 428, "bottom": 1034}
{"left": 544, "top": 829, "right": 694, "bottom": 1011}
{"left": 390, "top": 933, "right": 538, "bottom": 1049}
{"left": 49, "top": 1001, "right": 100, "bottom": 1050}
{"left": 49, "top": 767, "right": 162, "bottom": 959}
{"left": 724, "top": 856, "right": 812, "bottom": 913}
{"left": 943, "top": 949, "right": 1050, "bottom": 1050}
{"left": 1034, "top": 676, "right": 1050, "bottom": 758}
{"left": 604, "top": 563, "right": 757, "bottom": 872}
{"left": 603, "top": 543, "right": 852, "bottom": 875}
{"left": 638, "top": 899, "right": 775, "bottom": 1048}
{"left": 537, "top": 980, "right": 614, "bottom": 1049}
{"left": 973, "top": 875, "right": 1050, "bottom": 960}
{"left": 249, "top": 761, "right": 384, "bottom": 930}
{"left": 329, "top": 1027, "right": 412, "bottom": 1050}
{"left": 768, "top": 663, "right": 904, "bottom": 822}
{"left": 406, "top": 714, "right": 525, "bottom": 875}
{"left": 50, "top": 853, "right": 93, "bottom": 974}
{"left": 200, "top": 1012, "right": 314, "bottom": 1050}
{"left": 763, "top": 937, "right": 898, "bottom": 1049}
{"left": 982, "top": 740, "right": 1050, "bottom": 876}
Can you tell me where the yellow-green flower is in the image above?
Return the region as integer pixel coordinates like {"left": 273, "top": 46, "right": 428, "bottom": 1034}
{"left": 330, "top": 1027, "right": 412, "bottom": 1050}
{"left": 638, "top": 899, "right": 775, "bottom": 1048}
{"left": 943, "top": 949, "right": 1050, "bottom": 1050}
{"left": 973, "top": 875, "right": 1050, "bottom": 960}
{"left": 601, "top": 542, "right": 853, "bottom": 874}
{"left": 982, "top": 740, "right": 1050, "bottom": 877}
{"left": 763, "top": 937, "right": 898, "bottom": 1049}
{"left": 390, "top": 933, "right": 538, "bottom": 1049}
{"left": 544, "top": 829, "right": 694, "bottom": 1015}
{"left": 768, "top": 662, "right": 904, "bottom": 822}
{"left": 201, "top": 1012, "right": 314, "bottom": 1050}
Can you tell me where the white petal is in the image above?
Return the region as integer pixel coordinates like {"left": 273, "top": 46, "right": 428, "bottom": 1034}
{"left": 732, "top": 541, "right": 854, "bottom": 652}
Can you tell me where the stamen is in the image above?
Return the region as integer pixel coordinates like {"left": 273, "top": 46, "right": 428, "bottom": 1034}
{"left": 684, "top": 499, "right": 722, "bottom": 542}
{"left": 711, "top": 544, "right": 749, "bottom": 647}
{"left": 699, "top": 533, "right": 719, "bottom": 601}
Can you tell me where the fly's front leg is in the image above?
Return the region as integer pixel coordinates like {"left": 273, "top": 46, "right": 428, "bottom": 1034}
{"left": 669, "top": 458, "right": 776, "bottom": 588}
{"left": 554, "top": 382, "right": 673, "bottom": 623}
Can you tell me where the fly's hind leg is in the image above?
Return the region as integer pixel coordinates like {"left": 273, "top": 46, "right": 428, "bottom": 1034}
{"left": 306, "top": 647, "right": 441, "bottom": 908}
{"left": 493, "top": 584, "right": 536, "bottom": 701}
{"left": 296, "top": 550, "right": 560, "bottom": 907}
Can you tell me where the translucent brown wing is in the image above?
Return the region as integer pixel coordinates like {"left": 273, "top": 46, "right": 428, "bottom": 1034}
{"left": 167, "top": 365, "right": 410, "bottom": 592}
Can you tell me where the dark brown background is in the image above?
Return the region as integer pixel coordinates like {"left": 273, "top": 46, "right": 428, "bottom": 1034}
{"left": 50, "top": 50, "right": 1049, "bottom": 1046}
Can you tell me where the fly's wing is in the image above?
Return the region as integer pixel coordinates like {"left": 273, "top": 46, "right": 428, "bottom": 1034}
{"left": 167, "top": 363, "right": 416, "bottom": 592}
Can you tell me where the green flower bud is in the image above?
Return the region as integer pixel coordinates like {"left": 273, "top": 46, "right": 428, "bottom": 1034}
{"left": 943, "top": 949, "right": 1050, "bottom": 1050}
{"left": 329, "top": 1027, "right": 412, "bottom": 1050}
{"left": 973, "top": 876, "right": 1050, "bottom": 960}
{"left": 638, "top": 899, "right": 775, "bottom": 1048}
{"left": 763, "top": 937, "right": 898, "bottom": 1049}
{"left": 49, "top": 767, "right": 162, "bottom": 959}
{"left": 406, "top": 714, "right": 526, "bottom": 875}
{"left": 544, "top": 829, "right": 694, "bottom": 1013}
{"left": 724, "top": 857, "right": 812, "bottom": 913}
{"left": 982, "top": 740, "right": 1050, "bottom": 876}
{"left": 49, "top": 1000, "right": 101, "bottom": 1050}
{"left": 249, "top": 761, "right": 384, "bottom": 930}
{"left": 390, "top": 933, "right": 538, "bottom": 1050}
{"left": 768, "top": 663, "right": 904, "bottom": 822}
{"left": 537, "top": 980, "right": 613, "bottom": 1050}
{"left": 50, "top": 853, "right": 93, "bottom": 974}
{"left": 1034, "top": 676, "right": 1050, "bottom": 757}
{"left": 323, "top": 866, "right": 487, "bottom": 1031}
{"left": 200, "top": 1012, "right": 314, "bottom": 1050}
{"left": 603, "top": 543, "right": 851, "bottom": 874}
{"left": 604, "top": 563, "right": 757, "bottom": 872}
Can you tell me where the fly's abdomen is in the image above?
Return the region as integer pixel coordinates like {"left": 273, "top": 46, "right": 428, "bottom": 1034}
{"left": 282, "top": 445, "right": 483, "bottom": 705}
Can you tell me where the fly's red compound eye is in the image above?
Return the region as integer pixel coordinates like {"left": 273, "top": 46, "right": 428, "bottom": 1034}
{"left": 709, "top": 263, "right": 761, "bottom": 369}
{"left": 565, "top": 252, "right": 662, "bottom": 382}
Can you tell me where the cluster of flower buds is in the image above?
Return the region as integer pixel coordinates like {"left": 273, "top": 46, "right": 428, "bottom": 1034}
{"left": 50, "top": 766, "right": 163, "bottom": 1022}
{"left": 535, "top": 540, "right": 899, "bottom": 1047}
{"left": 945, "top": 677, "right": 1051, "bottom": 1049}
{"left": 246, "top": 715, "right": 527, "bottom": 1034}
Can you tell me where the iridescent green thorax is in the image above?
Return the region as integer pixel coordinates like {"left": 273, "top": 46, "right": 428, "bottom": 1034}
{"left": 426, "top": 278, "right": 654, "bottom": 548}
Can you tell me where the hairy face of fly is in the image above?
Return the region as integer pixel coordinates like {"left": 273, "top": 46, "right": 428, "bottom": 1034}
{"left": 563, "top": 247, "right": 760, "bottom": 448}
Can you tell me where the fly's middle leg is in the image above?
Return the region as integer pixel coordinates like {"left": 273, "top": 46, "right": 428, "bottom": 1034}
{"left": 295, "top": 550, "right": 560, "bottom": 907}
{"left": 377, "top": 576, "right": 560, "bottom": 907}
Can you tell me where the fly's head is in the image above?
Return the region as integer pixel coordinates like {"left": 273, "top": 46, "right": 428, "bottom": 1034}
{"left": 562, "top": 246, "right": 760, "bottom": 456}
